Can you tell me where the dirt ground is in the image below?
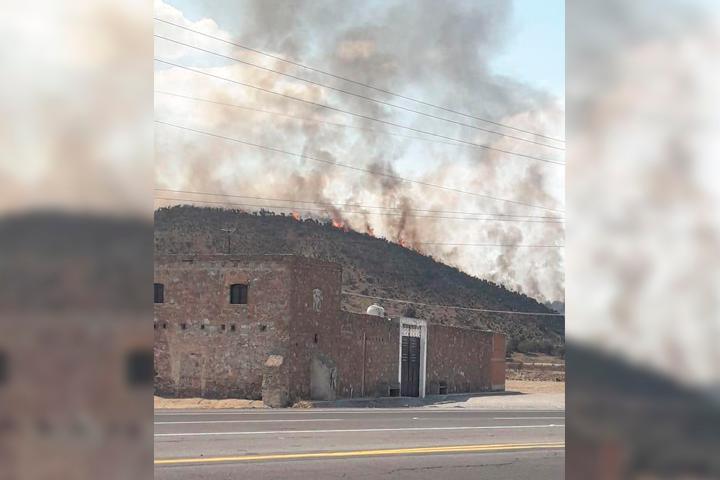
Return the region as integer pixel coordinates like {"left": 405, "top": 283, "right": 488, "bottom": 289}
{"left": 505, "top": 379, "right": 565, "bottom": 394}
{"left": 506, "top": 352, "right": 565, "bottom": 382}
{"left": 154, "top": 396, "right": 266, "bottom": 409}
{"left": 506, "top": 369, "right": 566, "bottom": 382}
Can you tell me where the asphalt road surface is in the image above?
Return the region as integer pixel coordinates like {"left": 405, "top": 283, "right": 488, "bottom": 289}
{"left": 155, "top": 408, "right": 565, "bottom": 479}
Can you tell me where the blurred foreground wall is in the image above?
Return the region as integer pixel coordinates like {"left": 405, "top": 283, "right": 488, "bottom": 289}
{"left": 567, "top": 0, "right": 720, "bottom": 478}
{"left": 0, "top": 1, "right": 153, "bottom": 479}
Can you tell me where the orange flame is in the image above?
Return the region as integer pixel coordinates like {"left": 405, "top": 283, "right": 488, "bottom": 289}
{"left": 332, "top": 218, "right": 349, "bottom": 232}
{"left": 291, "top": 211, "right": 301, "bottom": 221}
{"left": 365, "top": 223, "right": 375, "bottom": 237}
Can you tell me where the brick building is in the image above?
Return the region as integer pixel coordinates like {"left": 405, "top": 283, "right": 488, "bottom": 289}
{"left": 154, "top": 254, "right": 505, "bottom": 406}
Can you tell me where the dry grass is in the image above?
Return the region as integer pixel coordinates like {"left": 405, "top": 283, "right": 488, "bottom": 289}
{"left": 510, "top": 352, "right": 565, "bottom": 364}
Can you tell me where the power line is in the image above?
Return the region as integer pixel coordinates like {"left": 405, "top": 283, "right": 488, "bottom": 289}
{"left": 155, "top": 34, "right": 564, "bottom": 152}
{"left": 344, "top": 240, "right": 564, "bottom": 248}
{"left": 154, "top": 188, "right": 565, "bottom": 220}
{"left": 156, "top": 90, "right": 514, "bottom": 153}
{"left": 154, "top": 59, "right": 564, "bottom": 167}
{"left": 411, "top": 242, "right": 563, "bottom": 248}
{"left": 154, "top": 17, "right": 566, "bottom": 144}
{"left": 342, "top": 292, "right": 564, "bottom": 317}
{"left": 154, "top": 196, "right": 565, "bottom": 223}
{"left": 154, "top": 120, "right": 565, "bottom": 213}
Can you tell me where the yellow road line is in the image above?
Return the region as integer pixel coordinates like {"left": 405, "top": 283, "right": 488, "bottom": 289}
{"left": 155, "top": 442, "right": 565, "bottom": 465}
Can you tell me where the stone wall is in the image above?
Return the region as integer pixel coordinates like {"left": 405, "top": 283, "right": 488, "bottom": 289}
{"left": 154, "top": 254, "right": 505, "bottom": 402}
{"left": 426, "top": 324, "right": 504, "bottom": 394}
{"left": 491, "top": 332, "right": 506, "bottom": 391}
{"left": 284, "top": 257, "right": 399, "bottom": 400}
{"left": 286, "top": 256, "right": 343, "bottom": 400}
{"left": 154, "top": 255, "right": 294, "bottom": 398}
{"left": 308, "top": 312, "right": 399, "bottom": 400}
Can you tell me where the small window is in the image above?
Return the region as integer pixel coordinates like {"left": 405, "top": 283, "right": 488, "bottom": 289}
{"left": 180, "top": 323, "right": 187, "bottom": 330}
{"left": 154, "top": 283, "right": 164, "bottom": 304}
{"left": 221, "top": 324, "right": 226, "bottom": 331}
{"left": 313, "top": 333, "right": 318, "bottom": 344}
{"left": 126, "top": 350, "right": 153, "bottom": 386}
{"left": 230, "top": 324, "right": 236, "bottom": 332}
{"left": 230, "top": 284, "right": 248, "bottom": 304}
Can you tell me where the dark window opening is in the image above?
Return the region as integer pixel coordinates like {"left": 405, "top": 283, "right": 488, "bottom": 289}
{"left": 259, "top": 324, "right": 267, "bottom": 332}
{"left": 0, "top": 351, "right": 7, "bottom": 385}
{"left": 230, "top": 324, "right": 236, "bottom": 332}
{"left": 200, "top": 324, "right": 205, "bottom": 330}
{"left": 313, "top": 333, "right": 318, "bottom": 344}
{"left": 154, "top": 283, "right": 164, "bottom": 304}
{"left": 153, "top": 323, "right": 157, "bottom": 330}
{"left": 126, "top": 350, "right": 153, "bottom": 386}
{"left": 229, "top": 284, "right": 248, "bottom": 304}
{"left": 221, "top": 324, "right": 226, "bottom": 331}
{"left": 162, "top": 323, "right": 167, "bottom": 329}
{"left": 180, "top": 323, "right": 187, "bottom": 330}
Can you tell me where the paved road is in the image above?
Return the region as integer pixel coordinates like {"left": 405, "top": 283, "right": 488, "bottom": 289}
{"left": 155, "top": 408, "right": 565, "bottom": 479}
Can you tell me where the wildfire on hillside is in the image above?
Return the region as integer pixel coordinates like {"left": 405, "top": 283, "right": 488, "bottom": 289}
{"left": 291, "top": 211, "right": 301, "bottom": 221}
{"left": 331, "top": 217, "right": 350, "bottom": 232}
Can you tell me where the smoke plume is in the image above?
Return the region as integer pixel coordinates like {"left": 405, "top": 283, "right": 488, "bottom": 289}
{"left": 154, "top": 0, "right": 565, "bottom": 302}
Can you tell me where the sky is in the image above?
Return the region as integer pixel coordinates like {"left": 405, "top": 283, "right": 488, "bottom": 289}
{"left": 153, "top": 0, "right": 566, "bottom": 303}
{"left": 490, "top": 0, "right": 565, "bottom": 97}
{"left": 168, "top": 0, "right": 566, "bottom": 97}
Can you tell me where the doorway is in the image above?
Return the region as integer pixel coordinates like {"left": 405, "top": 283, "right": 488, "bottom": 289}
{"left": 401, "top": 335, "right": 421, "bottom": 397}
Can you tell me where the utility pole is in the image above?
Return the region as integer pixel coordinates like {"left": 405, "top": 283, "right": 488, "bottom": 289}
{"left": 220, "top": 227, "right": 235, "bottom": 254}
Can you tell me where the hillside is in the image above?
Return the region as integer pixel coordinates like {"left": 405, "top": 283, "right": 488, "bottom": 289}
{"left": 154, "top": 206, "right": 564, "bottom": 353}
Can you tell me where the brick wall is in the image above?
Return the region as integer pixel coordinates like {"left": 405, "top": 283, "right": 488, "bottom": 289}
{"left": 426, "top": 324, "right": 501, "bottom": 394}
{"left": 491, "top": 332, "right": 506, "bottom": 390}
{"left": 154, "top": 254, "right": 505, "bottom": 401}
{"left": 318, "top": 312, "right": 399, "bottom": 399}
{"left": 286, "top": 256, "right": 343, "bottom": 400}
{"left": 154, "top": 255, "right": 293, "bottom": 398}
{"left": 285, "top": 258, "right": 399, "bottom": 400}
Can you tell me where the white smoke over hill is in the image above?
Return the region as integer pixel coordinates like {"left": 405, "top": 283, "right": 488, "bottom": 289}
{"left": 154, "top": 0, "right": 565, "bottom": 302}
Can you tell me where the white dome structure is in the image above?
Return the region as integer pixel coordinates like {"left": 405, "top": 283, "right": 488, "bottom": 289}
{"left": 366, "top": 304, "right": 385, "bottom": 317}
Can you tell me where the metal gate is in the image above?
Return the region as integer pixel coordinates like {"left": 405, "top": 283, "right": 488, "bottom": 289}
{"left": 401, "top": 336, "right": 421, "bottom": 397}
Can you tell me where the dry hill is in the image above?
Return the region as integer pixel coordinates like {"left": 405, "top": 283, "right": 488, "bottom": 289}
{"left": 154, "top": 206, "right": 564, "bottom": 354}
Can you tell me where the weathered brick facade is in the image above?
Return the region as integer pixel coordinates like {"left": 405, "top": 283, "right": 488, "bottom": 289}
{"left": 154, "top": 254, "right": 505, "bottom": 404}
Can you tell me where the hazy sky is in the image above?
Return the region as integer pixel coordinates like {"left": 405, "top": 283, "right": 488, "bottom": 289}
{"left": 168, "top": 0, "right": 565, "bottom": 97}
